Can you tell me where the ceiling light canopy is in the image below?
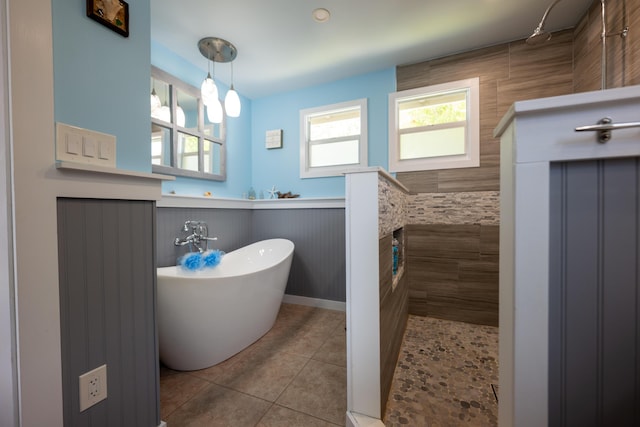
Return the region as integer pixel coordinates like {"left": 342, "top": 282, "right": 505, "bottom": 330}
{"left": 198, "top": 37, "right": 241, "bottom": 122}
{"left": 312, "top": 8, "right": 331, "bottom": 23}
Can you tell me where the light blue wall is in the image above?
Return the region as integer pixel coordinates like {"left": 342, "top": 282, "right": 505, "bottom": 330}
{"left": 151, "top": 42, "right": 252, "bottom": 198}
{"left": 251, "top": 68, "right": 396, "bottom": 198}
{"left": 52, "top": 1, "right": 393, "bottom": 199}
{"left": 52, "top": 0, "right": 151, "bottom": 172}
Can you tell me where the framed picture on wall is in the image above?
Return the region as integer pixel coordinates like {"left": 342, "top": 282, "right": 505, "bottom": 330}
{"left": 86, "top": 0, "right": 129, "bottom": 38}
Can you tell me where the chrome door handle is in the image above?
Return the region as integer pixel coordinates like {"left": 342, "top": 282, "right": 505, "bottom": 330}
{"left": 575, "top": 117, "right": 640, "bottom": 143}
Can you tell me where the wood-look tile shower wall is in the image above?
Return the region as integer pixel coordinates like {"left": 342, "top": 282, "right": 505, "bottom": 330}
{"left": 396, "top": 31, "right": 574, "bottom": 325}
{"left": 574, "top": 0, "right": 640, "bottom": 92}
{"left": 396, "top": 0, "right": 639, "bottom": 325}
{"left": 396, "top": 29, "right": 575, "bottom": 194}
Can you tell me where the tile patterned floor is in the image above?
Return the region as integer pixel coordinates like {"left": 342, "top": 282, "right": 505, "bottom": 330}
{"left": 383, "top": 315, "right": 499, "bottom": 426}
{"left": 160, "top": 303, "right": 346, "bottom": 426}
{"left": 160, "top": 305, "right": 499, "bottom": 426}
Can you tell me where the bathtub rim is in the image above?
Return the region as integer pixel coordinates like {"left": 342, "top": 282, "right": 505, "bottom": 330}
{"left": 157, "top": 238, "right": 295, "bottom": 279}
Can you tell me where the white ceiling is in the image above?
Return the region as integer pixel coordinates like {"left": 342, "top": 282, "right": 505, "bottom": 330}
{"left": 151, "top": 0, "right": 593, "bottom": 99}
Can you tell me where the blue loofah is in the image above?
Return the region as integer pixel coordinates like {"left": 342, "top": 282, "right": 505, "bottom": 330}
{"left": 202, "top": 250, "right": 224, "bottom": 268}
{"left": 179, "top": 252, "right": 203, "bottom": 271}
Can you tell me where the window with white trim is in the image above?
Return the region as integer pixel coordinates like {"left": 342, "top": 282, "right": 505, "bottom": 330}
{"left": 300, "top": 99, "right": 367, "bottom": 178}
{"left": 388, "top": 77, "right": 479, "bottom": 172}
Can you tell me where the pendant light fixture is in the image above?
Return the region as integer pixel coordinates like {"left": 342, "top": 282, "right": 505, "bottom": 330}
{"left": 206, "top": 100, "right": 223, "bottom": 124}
{"left": 152, "top": 84, "right": 171, "bottom": 123}
{"left": 224, "top": 60, "right": 241, "bottom": 117}
{"left": 176, "top": 102, "right": 186, "bottom": 127}
{"left": 150, "top": 79, "right": 161, "bottom": 113}
{"left": 200, "top": 56, "right": 218, "bottom": 107}
{"left": 198, "top": 37, "right": 241, "bottom": 122}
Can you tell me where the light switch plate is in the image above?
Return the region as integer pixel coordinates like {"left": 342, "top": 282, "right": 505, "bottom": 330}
{"left": 83, "top": 136, "right": 97, "bottom": 158}
{"left": 56, "top": 122, "right": 116, "bottom": 168}
{"left": 99, "top": 140, "right": 114, "bottom": 160}
{"left": 66, "top": 133, "right": 81, "bottom": 155}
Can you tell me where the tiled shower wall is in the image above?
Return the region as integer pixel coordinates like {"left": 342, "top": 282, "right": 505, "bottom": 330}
{"left": 574, "top": 0, "right": 640, "bottom": 92}
{"left": 405, "top": 192, "right": 500, "bottom": 326}
{"left": 395, "top": 28, "right": 574, "bottom": 325}
{"left": 394, "top": 0, "right": 639, "bottom": 325}
{"left": 377, "top": 173, "right": 409, "bottom": 414}
{"left": 406, "top": 191, "right": 499, "bottom": 226}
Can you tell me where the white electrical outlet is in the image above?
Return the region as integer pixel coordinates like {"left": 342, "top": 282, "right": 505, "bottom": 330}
{"left": 79, "top": 364, "right": 107, "bottom": 412}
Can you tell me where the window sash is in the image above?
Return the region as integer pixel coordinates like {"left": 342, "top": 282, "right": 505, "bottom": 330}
{"left": 300, "top": 98, "right": 368, "bottom": 178}
{"left": 308, "top": 108, "right": 361, "bottom": 141}
{"left": 309, "top": 138, "right": 360, "bottom": 167}
{"left": 398, "top": 90, "right": 468, "bottom": 129}
{"left": 399, "top": 125, "right": 467, "bottom": 160}
{"left": 388, "top": 77, "right": 480, "bottom": 173}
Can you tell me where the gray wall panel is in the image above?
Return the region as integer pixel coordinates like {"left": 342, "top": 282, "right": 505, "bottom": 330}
{"left": 156, "top": 208, "right": 253, "bottom": 267}
{"left": 252, "top": 209, "right": 346, "bottom": 302}
{"left": 157, "top": 207, "right": 346, "bottom": 302}
{"left": 549, "top": 158, "right": 640, "bottom": 427}
{"left": 58, "top": 199, "right": 159, "bottom": 427}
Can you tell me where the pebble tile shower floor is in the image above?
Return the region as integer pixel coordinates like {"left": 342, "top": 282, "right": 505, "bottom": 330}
{"left": 384, "top": 315, "right": 499, "bottom": 426}
{"left": 159, "top": 304, "right": 498, "bottom": 426}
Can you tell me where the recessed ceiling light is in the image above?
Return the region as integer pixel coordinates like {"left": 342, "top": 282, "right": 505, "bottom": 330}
{"left": 312, "top": 8, "right": 331, "bottom": 23}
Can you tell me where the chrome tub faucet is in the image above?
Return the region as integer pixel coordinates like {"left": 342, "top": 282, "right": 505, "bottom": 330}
{"left": 174, "top": 220, "right": 217, "bottom": 253}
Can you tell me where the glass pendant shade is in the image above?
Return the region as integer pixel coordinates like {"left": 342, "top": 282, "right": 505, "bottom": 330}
{"left": 201, "top": 73, "right": 218, "bottom": 107}
{"left": 176, "top": 105, "right": 186, "bottom": 127}
{"left": 206, "top": 99, "right": 223, "bottom": 124}
{"left": 225, "top": 86, "right": 241, "bottom": 118}
{"left": 150, "top": 88, "right": 161, "bottom": 113}
{"left": 156, "top": 105, "right": 171, "bottom": 123}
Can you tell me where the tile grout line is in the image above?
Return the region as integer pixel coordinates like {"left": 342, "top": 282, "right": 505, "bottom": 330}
{"left": 160, "top": 304, "right": 348, "bottom": 425}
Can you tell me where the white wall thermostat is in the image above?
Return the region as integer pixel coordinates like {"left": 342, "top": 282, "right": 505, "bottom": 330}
{"left": 265, "top": 129, "right": 283, "bottom": 149}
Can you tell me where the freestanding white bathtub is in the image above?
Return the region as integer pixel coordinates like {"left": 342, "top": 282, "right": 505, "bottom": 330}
{"left": 157, "top": 238, "right": 294, "bottom": 371}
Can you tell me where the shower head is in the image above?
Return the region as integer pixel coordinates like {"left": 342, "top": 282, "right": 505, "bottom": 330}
{"left": 526, "top": 27, "right": 553, "bottom": 45}
{"left": 526, "top": 0, "right": 562, "bottom": 46}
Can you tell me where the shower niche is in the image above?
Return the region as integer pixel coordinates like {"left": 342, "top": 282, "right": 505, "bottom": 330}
{"left": 391, "top": 227, "right": 404, "bottom": 289}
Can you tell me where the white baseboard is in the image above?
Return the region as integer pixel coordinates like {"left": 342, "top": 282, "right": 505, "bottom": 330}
{"left": 283, "top": 294, "right": 346, "bottom": 312}
{"left": 158, "top": 421, "right": 167, "bottom": 427}
{"left": 346, "top": 411, "right": 385, "bottom": 427}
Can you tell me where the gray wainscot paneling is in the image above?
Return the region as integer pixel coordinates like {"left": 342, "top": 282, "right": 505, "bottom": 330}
{"left": 252, "top": 208, "right": 346, "bottom": 302}
{"left": 58, "top": 198, "right": 159, "bottom": 427}
{"left": 156, "top": 207, "right": 253, "bottom": 267}
{"left": 549, "top": 158, "right": 640, "bottom": 427}
{"left": 156, "top": 205, "right": 346, "bottom": 302}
